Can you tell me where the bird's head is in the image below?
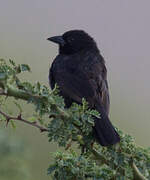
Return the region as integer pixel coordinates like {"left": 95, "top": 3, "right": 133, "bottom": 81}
{"left": 47, "top": 30, "right": 99, "bottom": 55}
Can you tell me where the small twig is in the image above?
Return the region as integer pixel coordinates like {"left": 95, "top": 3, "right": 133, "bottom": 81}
{"left": 65, "top": 138, "right": 73, "bottom": 150}
{"left": 132, "top": 161, "right": 148, "bottom": 180}
{"left": 90, "top": 147, "right": 108, "bottom": 164}
{"left": 0, "top": 109, "right": 48, "bottom": 132}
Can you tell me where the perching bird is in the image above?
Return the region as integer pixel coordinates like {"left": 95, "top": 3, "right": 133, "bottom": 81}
{"left": 47, "top": 30, "right": 120, "bottom": 146}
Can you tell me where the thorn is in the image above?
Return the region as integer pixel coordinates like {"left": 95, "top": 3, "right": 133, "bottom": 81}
{"left": 6, "top": 117, "right": 11, "bottom": 127}
{"left": 65, "top": 139, "right": 72, "bottom": 150}
{"left": 40, "top": 128, "right": 47, "bottom": 133}
{"left": 17, "top": 113, "right": 22, "bottom": 119}
{"left": 49, "top": 114, "right": 56, "bottom": 118}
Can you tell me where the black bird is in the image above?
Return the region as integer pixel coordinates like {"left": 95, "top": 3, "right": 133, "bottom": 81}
{"left": 47, "top": 30, "right": 120, "bottom": 146}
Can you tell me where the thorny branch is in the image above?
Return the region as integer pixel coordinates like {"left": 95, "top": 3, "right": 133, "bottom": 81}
{"left": 0, "top": 109, "right": 48, "bottom": 132}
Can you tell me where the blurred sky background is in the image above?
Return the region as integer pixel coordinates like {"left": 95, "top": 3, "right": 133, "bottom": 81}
{"left": 0, "top": 0, "right": 150, "bottom": 179}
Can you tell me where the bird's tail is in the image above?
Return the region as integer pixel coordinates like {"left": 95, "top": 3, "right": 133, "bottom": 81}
{"left": 93, "top": 105, "right": 120, "bottom": 146}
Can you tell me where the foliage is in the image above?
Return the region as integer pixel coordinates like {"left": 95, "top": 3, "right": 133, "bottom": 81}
{"left": 48, "top": 151, "right": 115, "bottom": 180}
{"left": 0, "top": 59, "right": 150, "bottom": 180}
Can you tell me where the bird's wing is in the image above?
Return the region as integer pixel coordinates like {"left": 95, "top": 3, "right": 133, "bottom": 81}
{"left": 49, "top": 54, "right": 109, "bottom": 114}
{"left": 90, "top": 61, "right": 110, "bottom": 115}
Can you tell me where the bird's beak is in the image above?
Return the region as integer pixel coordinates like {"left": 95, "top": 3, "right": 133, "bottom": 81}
{"left": 47, "top": 36, "right": 65, "bottom": 46}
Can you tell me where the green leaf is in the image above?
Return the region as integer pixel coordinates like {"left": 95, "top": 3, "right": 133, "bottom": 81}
{"left": 20, "top": 64, "right": 31, "bottom": 72}
{"left": 27, "top": 116, "right": 37, "bottom": 122}
{"left": 48, "top": 165, "right": 57, "bottom": 174}
{"left": 9, "top": 59, "right": 16, "bottom": 66}
{"left": 10, "top": 120, "right": 16, "bottom": 129}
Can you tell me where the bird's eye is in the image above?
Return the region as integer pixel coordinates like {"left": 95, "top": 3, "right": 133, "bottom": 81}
{"left": 67, "top": 38, "right": 74, "bottom": 43}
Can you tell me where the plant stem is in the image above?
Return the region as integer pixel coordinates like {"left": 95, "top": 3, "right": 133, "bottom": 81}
{"left": 0, "top": 109, "right": 48, "bottom": 132}
{"left": 132, "top": 162, "right": 148, "bottom": 180}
